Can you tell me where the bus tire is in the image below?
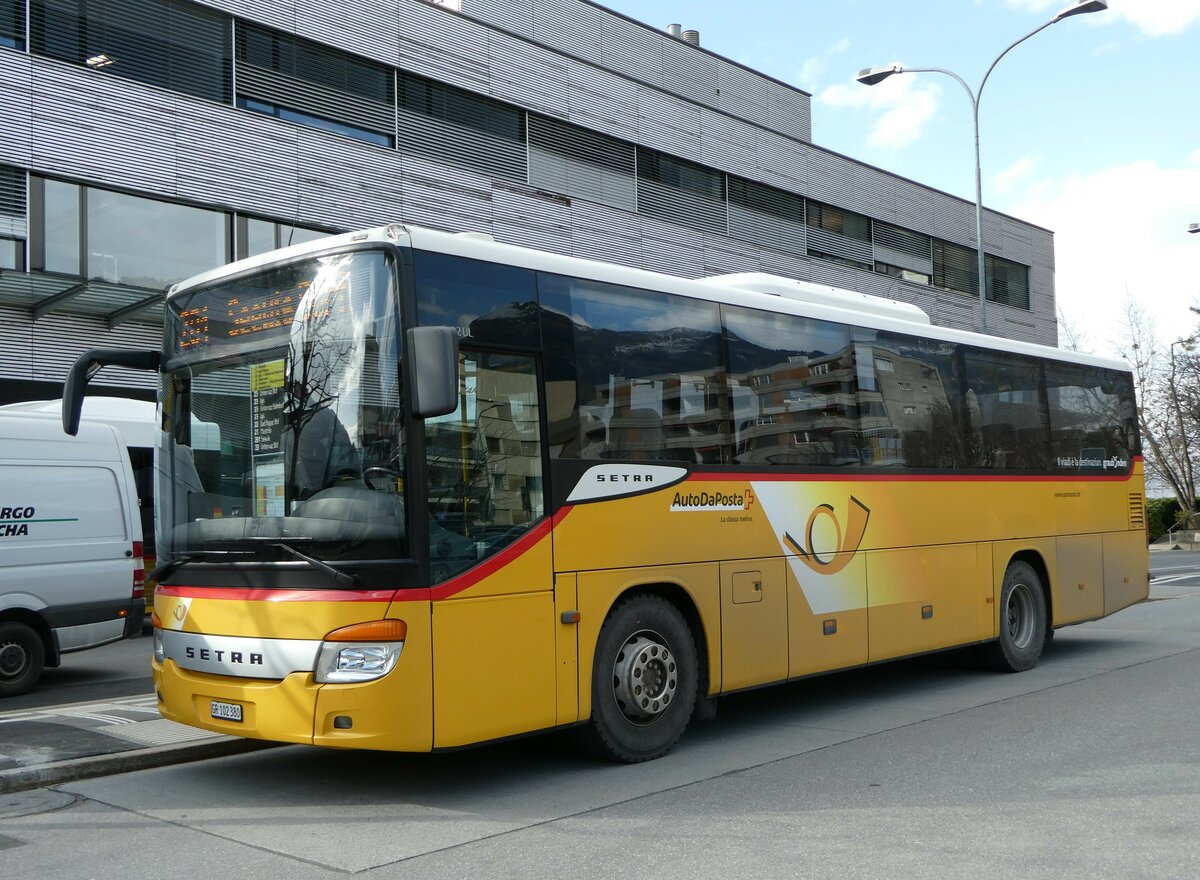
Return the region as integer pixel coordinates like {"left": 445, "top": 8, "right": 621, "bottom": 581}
{"left": 978, "top": 561, "right": 1047, "bottom": 673}
{"left": 583, "top": 594, "right": 698, "bottom": 763}
{"left": 0, "top": 621, "right": 46, "bottom": 697}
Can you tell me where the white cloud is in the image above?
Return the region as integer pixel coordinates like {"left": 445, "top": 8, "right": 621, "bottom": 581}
{"left": 1000, "top": 0, "right": 1200, "bottom": 37}
{"left": 993, "top": 155, "right": 1036, "bottom": 195}
{"left": 820, "top": 73, "right": 942, "bottom": 149}
{"left": 798, "top": 38, "right": 851, "bottom": 91}
{"left": 1004, "top": 161, "right": 1200, "bottom": 355}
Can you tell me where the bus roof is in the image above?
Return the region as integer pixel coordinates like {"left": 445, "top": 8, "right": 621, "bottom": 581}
{"left": 168, "top": 223, "right": 1130, "bottom": 374}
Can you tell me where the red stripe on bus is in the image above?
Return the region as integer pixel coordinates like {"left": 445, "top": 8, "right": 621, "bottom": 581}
{"left": 155, "top": 585, "right": 397, "bottom": 603}
{"left": 426, "top": 507, "right": 574, "bottom": 601}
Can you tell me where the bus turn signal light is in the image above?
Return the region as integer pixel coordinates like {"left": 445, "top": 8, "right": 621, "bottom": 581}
{"left": 325, "top": 620, "right": 408, "bottom": 642}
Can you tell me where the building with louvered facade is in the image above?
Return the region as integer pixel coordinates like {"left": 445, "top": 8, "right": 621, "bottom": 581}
{"left": 0, "top": 0, "right": 1057, "bottom": 405}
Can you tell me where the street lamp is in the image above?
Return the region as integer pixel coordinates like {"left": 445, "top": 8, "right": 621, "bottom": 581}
{"left": 857, "top": 0, "right": 1108, "bottom": 334}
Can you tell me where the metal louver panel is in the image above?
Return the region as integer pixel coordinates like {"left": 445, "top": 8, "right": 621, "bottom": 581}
{"left": 0, "top": 305, "right": 34, "bottom": 375}
{"left": 3, "top": 305, "right": 158, "bottom": 388}
{"left": 492, "top": 184, "right": 572, "bottom": 254}
{"left": 488, "top": 32, "right": 570, "bottom": 119}
{"left": 397, "top": 1, "right": 490, "bottom": 92}
{"left": 661, "top": 37, "right": 717, "bottom": 105}
{"left": 29, "top": 0, "right": 231, "bottom": 103}
{"left": 566, "top": 64, "right": 639, "bottom": 140}
{"left": 528, "top": 115, "right": 635, "bottom": 212}
{"left": 175, "top": 97, "right": 301, "bottom": 221}
{"left": 32, "top": 60, "right": 178, "bottom": 194}
{"left": 0, "top": 165, "right": 26, "bottom": 238}
{"left": 400, "top": 154, "right": 495, "bottom": 234}
{"left": 636, "top": 88, "right": 703, "bottom": 162}
{"left": 569, "top": 200, "right": 643, "bottom": 267}
{"left": 0, "top": 54, "right": 33, "bottom": 168}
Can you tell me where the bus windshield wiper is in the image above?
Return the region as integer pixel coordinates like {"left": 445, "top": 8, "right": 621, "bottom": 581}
{"left": 149, "top": 550, "right": 255, "bottom": 583}
{"left": 253, "top": 538, "right": 362, "bottom": 587}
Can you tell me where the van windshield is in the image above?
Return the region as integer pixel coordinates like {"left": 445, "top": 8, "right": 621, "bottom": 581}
{"left": 157, "top": 250, "right": 408, "bottom": 568}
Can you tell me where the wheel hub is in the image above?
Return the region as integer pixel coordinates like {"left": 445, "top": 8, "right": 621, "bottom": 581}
{"left": 0, "top": 640, "right": 29, "bottom": 679}
{"left": 612, "top": 633, "right": 677, "bottom": 722}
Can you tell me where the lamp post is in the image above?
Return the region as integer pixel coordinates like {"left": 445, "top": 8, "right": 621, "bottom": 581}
{"left": 857, "top": 0, "right": 1107, "bottom": 335}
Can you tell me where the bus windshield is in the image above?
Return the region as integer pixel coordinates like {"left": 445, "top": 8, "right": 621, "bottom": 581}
{"left": 157, "top": 249, "right": 407, "bottom": 568}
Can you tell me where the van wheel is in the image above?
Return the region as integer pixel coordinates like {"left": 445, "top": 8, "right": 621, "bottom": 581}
{"left": 978, "top": 561, "right": 1047, "bottom": 673}
{"left": 0, "top": 622, "right": 46, "bottom": 697}
{"left": 583, "top": 595, "right": 698, "bottom": 763}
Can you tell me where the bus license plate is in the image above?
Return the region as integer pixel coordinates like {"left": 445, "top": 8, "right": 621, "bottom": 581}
{"left": 210, "top": 700, "right": 243, "bottom": 722}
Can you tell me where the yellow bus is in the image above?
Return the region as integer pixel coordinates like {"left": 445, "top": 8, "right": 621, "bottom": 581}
{"left": 64, "top": 225, "right": 1148, "bottom": 762}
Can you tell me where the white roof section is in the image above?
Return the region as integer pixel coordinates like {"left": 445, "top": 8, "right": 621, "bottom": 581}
{"left": 0, "top": 398, "right": 222, "bottom": 451}
{"left": 698, "top": 273, "right": 930, "bottom": 325}
{"left": 0, "top": 411, "right": 126, "bottom": 464}
{"left": 168, "top": 224, "right": 1129, "bottom": 374}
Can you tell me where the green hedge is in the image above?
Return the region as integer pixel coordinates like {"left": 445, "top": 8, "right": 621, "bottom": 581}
{"left": 1147, "top": 497, "right": 1184, "bottom": 543}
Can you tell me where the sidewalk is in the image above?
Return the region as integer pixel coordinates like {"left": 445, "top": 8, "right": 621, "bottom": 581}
{"left": 0, "top": 694, "right": 273, "bottom": 793}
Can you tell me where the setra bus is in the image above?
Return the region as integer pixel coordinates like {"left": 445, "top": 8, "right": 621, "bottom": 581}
{"left": 63, "top": 224, "right": 1148, "bottom": 762}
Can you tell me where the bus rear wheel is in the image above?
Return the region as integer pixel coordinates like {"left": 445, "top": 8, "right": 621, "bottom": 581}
{"left": 0, "top": 621, "right": 46, "bottom": 697}
{"left": 979, "top": 560, "right": 1047, "bottom": 673}
{"left": 584, "top": 595, "right": 698, "bottom": 763}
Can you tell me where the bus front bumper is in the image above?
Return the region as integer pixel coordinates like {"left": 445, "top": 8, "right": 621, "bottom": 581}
{"left": 153, "top": 657, "right": 434, "bottom": 751}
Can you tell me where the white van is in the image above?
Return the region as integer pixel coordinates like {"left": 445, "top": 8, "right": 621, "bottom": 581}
{"left": 0, "top": 411, "right": 145, "bottom": 697}
{"left": 0, "top": 397, "right": 221, "bottom": 615}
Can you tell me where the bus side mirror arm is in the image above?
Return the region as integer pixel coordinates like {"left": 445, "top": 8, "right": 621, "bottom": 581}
{"left": 407, "top": 327, "right": 460, "bottom": 419}
{"left": 63, "top": 348, "right": 162, "bottom": 435}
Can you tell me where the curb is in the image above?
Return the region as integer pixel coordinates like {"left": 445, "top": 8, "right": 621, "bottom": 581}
{"left": 0, "top": 736, "right": 279, "bottom": 794}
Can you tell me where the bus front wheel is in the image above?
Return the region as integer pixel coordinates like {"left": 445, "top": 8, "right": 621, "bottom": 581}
{"left": 0, "top": 621, "right": 46, "bottom": 698}
{"left": 979, "top": 560, "right": 1047, "bottom": 673}
{"left": 584, "top": 595, "right": 698, "bottom": 763}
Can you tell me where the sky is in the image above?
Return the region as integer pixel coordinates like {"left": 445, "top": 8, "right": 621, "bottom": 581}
{"left": 600, "top": 0, "right": 1200, "bottom": 358}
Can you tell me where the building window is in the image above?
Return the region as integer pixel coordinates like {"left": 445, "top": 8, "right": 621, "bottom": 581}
{"left": 933, "top": 239, "right": 1030, "bottom": 310}
{"left": 527, "top": 115, "right": 635, "bottom": 212}
{"left": 397, "top": 70, "right": 527, "bottom": 180}
{"left": 807, "top": 201, "right": 871, "bottom": 242}
{"left": 236, "top": 216, "right": 332, "bottom": 260}
{"left": 0, "top": 237, "right": 23, "bottom": 270}
{"left": 636, "top": 148, "right": 727, "bottom": 235}
{"left": 31, "top": 176, "right": 230, "bottom": 290}
{"left": 1, "top": 0, "right": 23, "bottom": 49}
{"left": 30, "top": 0, "right": 232, "bottom": 103}
{"left": 932, "top": 238, "right": 978, "bottom": 297}
{"left": 728, "top": 176, "right": 806, "bottom": 257}
{"left": 986, "top": 254, "right": 1030, "bottom": 310}
{"left": 237, "top": 97, "right": 394, "bottom": 147}
{"left": 236, "top": 22, "right": 395, "bottom": 148}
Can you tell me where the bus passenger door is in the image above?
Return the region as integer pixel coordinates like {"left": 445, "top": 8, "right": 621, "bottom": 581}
{"left": 427, "top": 352, "right": 559, "bottom": 747}
{"left": 720, "top": 559, "right": 788, "bottom": 691}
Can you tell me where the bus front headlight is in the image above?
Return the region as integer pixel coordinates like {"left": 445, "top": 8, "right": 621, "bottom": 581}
{"left": 151, "top": 612, "right": 165, "bottom": 664}
{"left": 314, "top": 620, "right": 407, "bottom": 684}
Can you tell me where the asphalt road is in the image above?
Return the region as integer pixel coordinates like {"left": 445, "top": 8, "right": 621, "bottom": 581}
{"left": 2, "top": 560, "right": 1199, "bottom": 879}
